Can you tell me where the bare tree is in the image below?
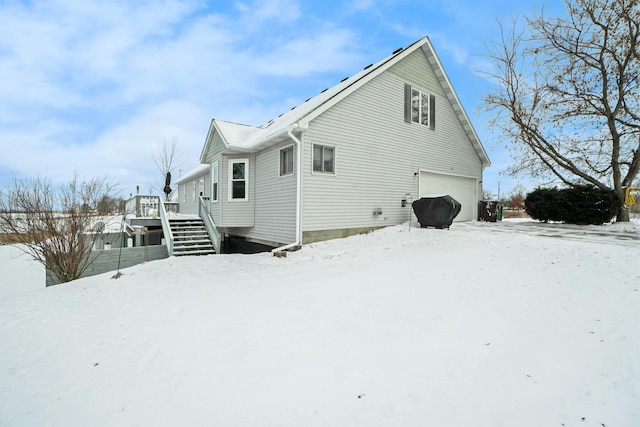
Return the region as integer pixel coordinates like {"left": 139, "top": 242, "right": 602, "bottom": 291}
{"left": 506, "top": 185, "right": 526, "bottom": 211}
{"left": 152, "top": 137, "right": 179, "bottom": 201}
{"left": 483, "top": 0, "right": 640, "bottom": 221}
{"left": 0, "top": 174, "right": 118, "bottom": 284}
{"left": 96, "top": 194, "right": 125, "bottom": 216}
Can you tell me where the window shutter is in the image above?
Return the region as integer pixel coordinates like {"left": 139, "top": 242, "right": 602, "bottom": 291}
{"left": 404, "top": 83, "right": 412, "bottom": 123}
{"left": 429, "top": 94, "right": 435, "bottom": 130}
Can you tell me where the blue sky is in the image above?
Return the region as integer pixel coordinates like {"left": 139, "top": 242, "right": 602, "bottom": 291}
{"left": 0, "top": 0, "right": 565, "bottom": 199}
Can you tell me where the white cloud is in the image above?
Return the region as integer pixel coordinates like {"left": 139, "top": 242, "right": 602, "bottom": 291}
{"left": 0, "top": 100, "right": 209, "bottom": 193}
{"left": 5, "top": 0, "right": 525, "bottom": 193}
{"left": 254, "top": 30, "right": 365, "bottom": 77}
{"left": 234, "top": 0, "right": 301, "bottom": 27}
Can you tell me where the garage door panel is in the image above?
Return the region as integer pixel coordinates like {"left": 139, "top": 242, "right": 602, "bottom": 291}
{"left": 419, "top": 172, "right": 477, "bottom": 222}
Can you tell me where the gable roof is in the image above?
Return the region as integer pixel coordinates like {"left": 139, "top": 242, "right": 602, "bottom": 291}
{"left": 200, "top": 36, "right": 490, "bottom": 166}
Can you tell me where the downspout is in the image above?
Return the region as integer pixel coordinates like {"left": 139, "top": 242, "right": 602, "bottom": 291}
{"left": 272, "top": 124, "right": 303, "bottom": 254}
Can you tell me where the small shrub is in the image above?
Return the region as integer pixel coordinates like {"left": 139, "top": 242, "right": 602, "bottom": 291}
{"left": 525, "top": 186, "right": 619, "bottom": 225}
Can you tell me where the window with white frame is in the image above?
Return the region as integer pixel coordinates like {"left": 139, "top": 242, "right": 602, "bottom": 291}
{"left": 280, "top": 146, "right": 294, "bottom": 176}
{"left": 182, "top": 184, "right": 186, "bottom": 203}
{"left": 312, "top": 144, "right": 335, "bottom": 174}
{"left": 191, "top": 181, "right": 196, "bottom": 201}
{"left": 404, "top": 83, "right": 435, "bottom": 129}
{"left": 229, "top": 159, "right": 249, "bottom": 201}
{"left": 198, "top": 179, "right": 204, "bottom": 198}
{"left": 412, "top": 88, "right": 429, "bottom": 126}
{"left": 211, "top": 162, "right": 218, "bottom": 202}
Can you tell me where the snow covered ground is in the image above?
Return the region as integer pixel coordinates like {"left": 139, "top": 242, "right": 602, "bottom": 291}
{"left": 0, "top": 245, "right": 44, "bottom": 298}
{"left": 1, "top": 219, "right": 639, "bottom": 426}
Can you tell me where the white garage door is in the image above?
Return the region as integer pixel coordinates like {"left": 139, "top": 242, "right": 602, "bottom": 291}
{"left": 419, "top": 171, "right": 478, "bottom": 222}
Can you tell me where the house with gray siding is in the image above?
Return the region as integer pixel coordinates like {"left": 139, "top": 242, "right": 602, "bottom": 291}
{"left": 175, "top": 164, "right": 209, "bottom": 216}
{"left": 178, "top": 36, "right": 490, "bottom": 251}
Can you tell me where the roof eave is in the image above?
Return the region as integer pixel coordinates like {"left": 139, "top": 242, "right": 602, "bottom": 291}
{"left": 420, "top": 41, "right": 491, "bottom": 167}
{"left": 175, "top": 164, "right": 210, "bottom": 185}
{"left": 298, "top": 37, "right": 430, "bottom": 129}
{"left": 199, "top": 120, "right": 224, "bottom": 163}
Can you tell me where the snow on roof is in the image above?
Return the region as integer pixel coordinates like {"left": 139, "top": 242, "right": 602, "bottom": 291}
{"left": 204, "top": 39, "right": 422, "bottom": 157}
{"left": 214, "top": 121, "right": 263, "bottom": 150}
{"left": 206, "top": 36, "right": 489, "bottom": 166}
{"left": 254, "top": 40, "right": 424, "bottom": 140}
{"left": 213, "top": 40, "right": 421, "bottom": 153}
{"left": 175, "top": 164, "right": 210, "bottom": 185}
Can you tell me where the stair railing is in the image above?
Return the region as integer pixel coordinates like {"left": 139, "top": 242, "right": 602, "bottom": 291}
{"left": 198, "top": 196, "right": 221, "bottom": 254}
{"left": 158, "top": 198, "right": 175, "bottom": 256}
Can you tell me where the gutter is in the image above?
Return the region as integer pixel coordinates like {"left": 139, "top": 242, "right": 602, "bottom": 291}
{"left": 272, "top": 124, "right": 303, "bottom": 254}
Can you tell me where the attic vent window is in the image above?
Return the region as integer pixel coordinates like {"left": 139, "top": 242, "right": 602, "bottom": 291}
{"left": 404, "top": 83, "right": 435, "bottom": 129}
{"left": 392, "top": 47, "right": 403, "bottom": 54}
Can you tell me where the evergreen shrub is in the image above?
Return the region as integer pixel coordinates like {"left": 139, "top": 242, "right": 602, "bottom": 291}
{"left": 525, "top": 186, "right": 619, "bottom": 225}
{"left": 524, "top": 187, "right": 561, "bottom": 222}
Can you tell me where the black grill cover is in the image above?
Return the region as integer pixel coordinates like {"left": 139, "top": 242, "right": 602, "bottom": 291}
{"left": 412, "top": 195, "right": 462, "bottom": 229}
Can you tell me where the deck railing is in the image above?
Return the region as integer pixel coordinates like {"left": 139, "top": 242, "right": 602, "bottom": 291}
{"left": 198, "top": 196, "right": 221, "bottom": 254}
{"left": 158, "top": 199, "right": 174, "bottom": 255}
{"left": 164, "top": 202, "right": 179, "bottom": 214}
{"left": 125, "top": 195, "right": 162, "bottom": 217}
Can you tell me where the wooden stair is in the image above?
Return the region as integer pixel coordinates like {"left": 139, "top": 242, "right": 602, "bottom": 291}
{"left": 169, "top": 217, "right": 216, "bottom": 256}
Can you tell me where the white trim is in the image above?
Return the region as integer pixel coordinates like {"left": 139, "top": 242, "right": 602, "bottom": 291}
{"left": 409, "top": 86, "right": 430, "bottom": 127}
{"left": 311, "top": 143, "right": 336, "bottom": 175}
{"left": 272, "top": 125, "right": 304, "bottom": 253}
{"left": 175, "top": 163, "right": 209, "bottom": 185}
{"left": 417, "top": 169, "right": 479, "bottom": 222}
{"left": 211, "top": 162, "right": 219, "bottom": 203}
{"left": 198, "top": 37, "right": 489, "bottom": 167}
{"left": 279, "top": 144, "right": 295, "bottom": 177}
{"left": 228, "top": 158, "right": 249, "bottom": 202}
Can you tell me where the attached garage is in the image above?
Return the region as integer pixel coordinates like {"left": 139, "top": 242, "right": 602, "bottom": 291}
{"left": 418, "top": 171, "right": 478, "bottom": 222}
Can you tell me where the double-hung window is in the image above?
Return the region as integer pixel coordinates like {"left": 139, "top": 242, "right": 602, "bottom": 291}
{"left": 312, "top": 144, "right": 335, "bottom": 174}
{"left": 229, "top": 159, "right": 249, "bottom": 201}
{"left": 211, "top": 162, "right": 218, "bottom": 202}
{"left": 404, "top": 83, "right": 435, "bottom": 129}
{"left": 280, "top": 146, "right": 294, "bottom": 176}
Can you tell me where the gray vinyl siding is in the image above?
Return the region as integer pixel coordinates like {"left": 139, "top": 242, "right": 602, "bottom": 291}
{"left": 202, "top": 132, "right": 226, "bottom": 164}
{"left": 389, "top": 49, "right": 445, "bottom": 98}
{"left": 179, "top": 172, "right": 209, "bottom": 215}
{"left": 241, "top": 142, "right": 297, "bottom": 245}
{"left": 218, "top": 154, "right": 255, "bottom": 227}
{"left": 301, "top": 50, "right": 482, "bottom": 232}
{"left": 201, "top": 131, "right": 255, "bottom": 228}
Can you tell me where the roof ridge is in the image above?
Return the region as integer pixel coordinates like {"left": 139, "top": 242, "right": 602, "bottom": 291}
{"left": 259, "top": 37, "right": 427, "bottom": 129}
